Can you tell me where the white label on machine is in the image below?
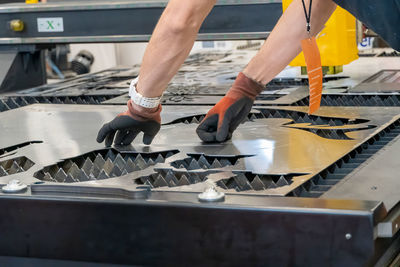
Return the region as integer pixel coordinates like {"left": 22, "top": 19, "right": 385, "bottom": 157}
{"left": 37, "top": 17, "right": 64, "bottom": 32}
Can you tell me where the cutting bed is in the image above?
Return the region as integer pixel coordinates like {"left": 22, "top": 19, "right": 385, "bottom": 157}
{"left": 0, "top": 51, "right": 399, "bottom": 266}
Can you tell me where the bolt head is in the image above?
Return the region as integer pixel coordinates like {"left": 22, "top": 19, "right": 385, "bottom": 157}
{"left": 10, "top": 20, "right": 24, "bottom": 32}
{"left": 198, "top": 186, "right": 225, "bottom": 202}
{"left": 345, "top": 233, "right": 352, "bottom": 240}
{"left": 2, "top": 179, "right": 27, "bottom": 193}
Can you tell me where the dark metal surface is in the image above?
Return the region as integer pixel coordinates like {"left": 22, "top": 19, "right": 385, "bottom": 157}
{"left": 0, "top": 0, "right": 282, "bottom": 44}
{"left": 0, "top": 48, "right": 46, "bottom": 92}
{"left": 0, "top": 193, "right": 385, "bottom": 266}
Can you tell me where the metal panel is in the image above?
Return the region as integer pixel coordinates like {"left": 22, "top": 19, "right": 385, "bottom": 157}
{"left": 0, "top": 104, "right": 399, "bottom": 211}
{"left": 0, "top": 193, "right": 384, "bottom": 266}
{"left": 351, "top": 70, "right": 400, "bottom": 93}
{"left": 322, "top": 128, "right": 400, "bottom": 211}
{"left": 0, "top": 0, "right": 282, "bottom": 44}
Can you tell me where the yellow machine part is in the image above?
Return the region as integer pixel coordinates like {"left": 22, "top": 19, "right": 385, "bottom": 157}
{"left": 25, "top": 0, "right": 39, "bottom": 3}
{"left": 282, "top": 0, "right": 358, "bottom": 67}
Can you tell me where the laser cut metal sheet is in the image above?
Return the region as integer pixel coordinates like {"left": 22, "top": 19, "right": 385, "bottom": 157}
{"left": 351, "top": 70, "right": 400, "bottom": 93}
{"left": 0, "top": 104, "right": 399, "bottom": 212}
{"left": 322, "top": 133, "right": 400, "bottom": 211}
{"left": 0, "top": 67, "right": 135, "bottom": 99}
{"left": 104, "top": 91, "right": 289, "bottom": 106}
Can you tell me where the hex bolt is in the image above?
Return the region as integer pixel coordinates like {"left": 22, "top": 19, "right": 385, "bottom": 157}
{"left": 198, "top": 186, "right": 225, "bottom": 202}
{"left": 345, "top": 233, "right": 352, "bottom": 240}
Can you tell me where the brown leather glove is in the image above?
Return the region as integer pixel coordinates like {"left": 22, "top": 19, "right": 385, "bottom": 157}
{"left": 196, "top": 72, "right": 264, "bottom": 142}
{"left": 97, "top": 100, "right": 161, "bottom": 146}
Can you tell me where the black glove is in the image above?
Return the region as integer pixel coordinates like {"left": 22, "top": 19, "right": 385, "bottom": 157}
{"left": 196, "top": 72, "right": 264, "bottom": 142}
{"left": 97, "top": 100, "right": 161, "bottom": 146}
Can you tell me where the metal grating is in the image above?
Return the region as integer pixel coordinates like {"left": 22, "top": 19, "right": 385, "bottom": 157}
{"left": 0, "top": 95, "right": 116, "bottom": 113}
{"left": 171, "top": 154, "right": 250, "bottom": 170}
{"left": 378, "top": 51, "right": 400, "bottom": 57}
{"left": 256, "top": 94, "right": 283, "bottom": 101}
{"left": 34, "top": 149, "right": 178, "bottom": 183}
{"left": 265, "top": 76, "right": 348, "bottom": 87}
{"left": 136, "top": 169, "right": 216, "bottom": 188}
{"left": 0, "top": 157, "right": 34, "bottom": 177}
{"left": 167, "top": 108, "right": 367, "bottom": 126}
{"left": 216, "top": 172, "right": 301, "bottom": 192}
{"left": 291, "top": 119, "right": 400, "bottom": 197}
{"left": 165, "top": 108, "right": 371, "bottom": 140}
{"left": 292, "top": 94, "right": 400, "bottom": 107}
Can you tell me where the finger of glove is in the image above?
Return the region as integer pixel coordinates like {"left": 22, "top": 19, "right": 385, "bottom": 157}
{"left": 216, "top": 98, "right": 253, "bottom": 142}
{"left": 141, "top": 121, "right": 161, "bottom": 145}
{"left": 196, "top": 114, "right": 219, "bottom": 142}
{"left": 121, "top": 129, "right": 141, "bottom": 146}
{"left": 97, "top": 123, "right": 113, "bottom": 143}
{"left": 97, "top": 115, "right": 135, "bottom": 144}
{"left": 228, "top": 100, "right": 253, "bottom": 133}
{"left": 216, "top": 105, "right": 240, "bottom": 142}
{"left": 114, "top": 130, "right": 129, "bottom": 145}
{"left": 105, "top": 130, "right": 116, "bottom": 147}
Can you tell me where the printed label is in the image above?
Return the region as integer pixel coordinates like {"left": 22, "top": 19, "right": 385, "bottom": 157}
{"left": 37, "top": 17, "right": 64, "bottom": 32}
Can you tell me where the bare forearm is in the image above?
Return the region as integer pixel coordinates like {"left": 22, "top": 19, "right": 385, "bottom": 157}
{"left": 136, "top": 0, "right": 216, "bottom": 98}
{"left": 244, "top": 0, "right": 337, "bottom": 84}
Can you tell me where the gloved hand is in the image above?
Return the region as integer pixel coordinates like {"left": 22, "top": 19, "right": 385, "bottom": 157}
{"left": 97, "top": 100, "right": 161, "bottom": 146}
{"left": 196, "top": 72, "right": 264, "bottom": 142}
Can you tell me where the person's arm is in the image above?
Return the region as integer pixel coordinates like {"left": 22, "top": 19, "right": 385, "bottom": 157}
{"left": 97, "top": 0, "right": 216, "bottom": 146}
{"left": 136, "top": 0, "right": 217, "bottom": 97}
{"left": 197, "top": 0, "right": 337, "bottom": 142}
{"left": 243, "top": 0, "right": 337, "bottom": 84}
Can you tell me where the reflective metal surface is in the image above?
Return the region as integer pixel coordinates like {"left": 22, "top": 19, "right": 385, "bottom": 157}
{"left": 0, "top": 104, "right": 399, "bottom": 206}
{"left": 323, "top": 130, "right": 400, "bottom": 211}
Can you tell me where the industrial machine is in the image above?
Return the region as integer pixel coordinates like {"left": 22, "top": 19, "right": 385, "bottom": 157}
{"left": 0, "top": 1, "right": 399, "bottom": 266}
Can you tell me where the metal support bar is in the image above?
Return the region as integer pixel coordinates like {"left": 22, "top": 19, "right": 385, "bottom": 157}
{"left": 378, "top": 203, "right": 400, "bottom": 238}
{"left": 0, "top": 1, "right": 282, "bottom": 44}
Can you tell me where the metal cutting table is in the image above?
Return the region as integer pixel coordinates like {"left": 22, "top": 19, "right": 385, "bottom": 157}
{"left": 0, "top": 1, "right": 399, "bottom": 266}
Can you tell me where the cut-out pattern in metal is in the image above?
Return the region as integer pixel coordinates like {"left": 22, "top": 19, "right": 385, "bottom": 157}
{"left": 292, "top": 94, "right": 400, "bottom": 107}
{"left": 165, "top": 108, "right": 372, "bottom": 140}
{"left": 254, "top": 76, "right": 348, "bottom": 87}
{"left": 0, "top": 95, "right": 116, "bottom": 113}
{"left": 0, "top": 157, "right": 34, "bottom": 177}
{"left": 34, "top": 149, "right": 178, "bottom": 183}
{"left": 171, "top": 154, "right": 251, "bottom": 170}
{"left": 217, "top": 172, "right": 304, "bottom": 192}
{"left": 290, "top": 119, "right": 400, "bottom": 197}
{"left": 184, "top": 52, "right": 231, "bottom": 66}
{"left": 167, "top": 108, "right": 368, "bottom": 126}
{"left": 252, "top": 109, "right": 369, "bottom": 126}
{"left": 136, "top": 169, "right": 216, "bottom": 188}
{"left": 0, "top": 141, "right": 43, "bottom": 157}
{"left": 285, "top": 124, "right": 376, "bottom": 140}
